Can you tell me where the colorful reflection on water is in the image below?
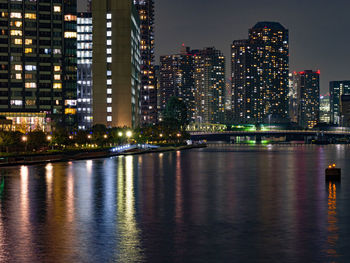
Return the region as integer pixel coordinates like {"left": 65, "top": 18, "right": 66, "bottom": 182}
{"left": 0, "top": 145, "right": 349, "bottom": 262}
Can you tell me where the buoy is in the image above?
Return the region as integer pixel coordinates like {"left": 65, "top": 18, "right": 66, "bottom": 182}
{"left": 325, "top": 164, "right": 341, "bottom": 181}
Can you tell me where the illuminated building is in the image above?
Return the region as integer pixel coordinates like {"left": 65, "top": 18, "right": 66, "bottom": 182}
{"left": 320, "top": 95, "right": 330, "bottom": 124}
{"left": 92, "top": 0, "right": 141, "bottom": 128}
{"left": 340, "top": 95, "right": 350, "bottom": 127}
{"left": 329, "top": 81, "right": 350, "bottom": 125}
{"left": 232, "top": 22, "right": 289, "bottom": 124}
{"left": 0, "top": 0, "right": 77, "bottom": 131}
{"left": 288, "top": 72, "right": 298, "bottom": 123}
{"left": 194, "top": 47, "right": 226, "bottom": 124}
{"left": 134, "top": 0, "right": 157, "bottom": 125}
{"left": 77, "top": 12, "right": 92, "bottom": 130}
{"left": 159, "top": 46, "right": 196, "bottom": 122}
{"left": 296, "top": 70, "right": 320, "bottom": 129}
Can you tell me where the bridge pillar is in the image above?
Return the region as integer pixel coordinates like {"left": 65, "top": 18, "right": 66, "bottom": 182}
{"left": 255, "top": 135, "right": 262, "bottom": 144}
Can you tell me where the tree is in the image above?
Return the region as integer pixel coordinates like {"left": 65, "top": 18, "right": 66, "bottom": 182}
{"left": 28, "top": 130, "right": 47, "bottom": 151}
{"left": 163, "top": 96, "right": 189, "bottom": 131}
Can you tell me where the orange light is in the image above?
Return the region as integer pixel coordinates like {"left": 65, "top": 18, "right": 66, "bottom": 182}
{"left": 333, "top": 164, "right": 336, "bottom": 168}
{"left": 328, "top": 165, "right": 332, "bottom": 169}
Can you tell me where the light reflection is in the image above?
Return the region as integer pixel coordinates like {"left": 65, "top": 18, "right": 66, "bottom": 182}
{"left": 326, "top": 182, "right": 339, "bottom": 259}
{"left": 175, "top": 151, "right": 183, "bottom": 223}
{"left": 86, "top": 160, "right": 93, "bottom": 173}
{"left": 46, "top": 163, "right": 53, "bottom": 200}
{"left": 66, "top": 165, "right": 75, "bottom": 223}
{"left": 116, "top": 156, "right": 144, "bottom": 262}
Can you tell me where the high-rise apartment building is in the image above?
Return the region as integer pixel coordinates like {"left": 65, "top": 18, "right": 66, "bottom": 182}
{"left": 134, "top": 0, "right": 157, "bottom": 126}
{"left": 92, "top": 0, "right": 141, "bottom": 128}
{"left": 329, "top": 81, "right": 350, "bottom": 125}
{"left": 232, "top": 22, "right": 289, "bottom": 124}
{"left": 341, "top": 95, "right": 350, "bottom": 127}
{"left": 296, "top": 70, "right": 320, "bottom": 129}
{"left": 159, "top": 46, "right": 196, "bottom": 122}
{"left": 77, "top": 12, "right": 92, "bottom": 130}
{"left": 288, "top": 72, "right": 299, "bottom": 123}
{"left": 0, "top": 0, "right": 77, "bottom": 131}
{"left": 194, "top": 47, "right": 225, "bottom": 124}
{"left": 320, "top": 95, "right": 330, "bottom": 124}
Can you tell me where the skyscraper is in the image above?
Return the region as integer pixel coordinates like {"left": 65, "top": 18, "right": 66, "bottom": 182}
{"left": 92, "top": 0, "right": 141, "bottom": 128}
{"left": 329, "top": 81, "right": 350, "bottom": 125}
{"left": 0, "top": 0, "right": 77, "bottom": 131}
{"left": 232, "top": 22, "right": 289, "bottom": 124}
{"left": 133, "top": 0, "right": 157, "bottom": 126}
{"left": 320, "top": 95, "right": 330, "bottom": 124}
{"left": 159, "top": 46, "right": 196, "bottom": 122}
{"left": 296, "top": 70, "right": 320, "bottom": 129}
{"left": 77, "top": 12, "right": 92, "bottom": 130}
{"left": 194, "top": 47, "right": 225, "bottom": 124}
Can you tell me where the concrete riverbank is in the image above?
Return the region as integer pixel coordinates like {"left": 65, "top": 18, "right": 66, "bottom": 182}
{"left": 0, "top": 144, "right": 206, "bottom": 167}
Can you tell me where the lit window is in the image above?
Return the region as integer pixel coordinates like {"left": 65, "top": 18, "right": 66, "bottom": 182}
{"left": 25, "top": 39, "right": 32, "bottom": 45}
{"left": 107, "top": 40, "right": 112, "bottom": 45}
{"left": 54, "top": 66, "right": 61, "bottom": 72}
{"left": 107, "top": 107, "right": 112, "bottom": 113}
{"left": 25, "top": 48, "right": 33, "bottom": 54}
{"left": 107, "top": 22, "right": 112, "bottom": 28}
{"left": 107, "top": 31, "right": 112, "bottom": 37}
{"left": 65, "top": 108, "right": 77, "bottom": 115}
{"left": 64, "top": 32, "right": 77, "bottom": 38}
{"left": 10, "top": 30, "right": 22, "bottom": 36}
{"left": 54, "top": 6, "right": 61, "bottom": 13}
{"left": 107, "top": 79, "right": 112, "bottom": 85}
{"left": 14, "top": 38, "right": 22, "bottom": 45}
{"left": 64, "top": 15, "right": 77, "bottom": 21}
{"left": 106, "top": 14, "right": 112, "bottom": 19}
{"left": 54, "top": 74, "right": 61, "bottom": 80}
{"left": 10, "top": 12, "right": 22, "bottom": 19}
{"left": 25, "top": 13, "right": 36, "bottom": 19}
{"left": 16, "top": 74, "right": 22, "bottom": 80}
{"left": 107, "top": 57, "right": 112, "bottom": 63}
{"left": 25, "top": 82, "right": 37, "bottom": 88}
{"left": 107, "top": 116, "right": 112, "bottom": 122}
{"left": 14, "top": 21, "right": 22, "bottom": 27}
{"left": 107, "top": 89, "right": 112, "bottom": 94}
{"left": 14, "top": 65, "right": 22, "bottom": 71}
{"left": 107, "top": 49, "right": 112, "bottom": 54}
{"left": 53, "top": 83, "right": 62, "bottom": 89}
{"left": 107, "top": 98, "right": 112, "bottom": 103}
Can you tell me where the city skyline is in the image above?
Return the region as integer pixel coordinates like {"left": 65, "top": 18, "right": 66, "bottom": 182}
{"left": 77, "top": 0, "right": 350, "bottom": 94}
{"left": 154, "top": 0, "right": 349, "bottom": 94}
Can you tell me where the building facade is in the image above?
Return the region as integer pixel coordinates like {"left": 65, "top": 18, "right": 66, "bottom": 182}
{"left": 0, "top": 0, "right": 77, "bottom": 131}
{"left": 329, "top": 81, "right": 350, "bottom": 125}
{"left": 92, "top": 0, "right": 141, "bottom": 128}
{"left": 194, "top": 47, "right": 225, "bottom": 124}
{"left": 320, "top": 94, "right": 330, "bottom": 124}
{"left": 134, "top": 0, "right": 157, "bottom": 126}
{"left": 341, "top": 95, "right": 350, "bottom": 127}
{"left": 77, "top": 12, "right": 92, "bottom": 130}
{"left": 159, "top": 46, "right": 196, "bottom": 122}
{"left": 296, "top": 70, "right": 320, "bottom": 129}
{"left": 231, "top": 22, "right": 289, "bottom": 124}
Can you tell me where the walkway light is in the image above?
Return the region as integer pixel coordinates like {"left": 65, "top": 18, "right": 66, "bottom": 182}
{"left": 87, "top": 134, "right": 92, "bottom": 139}
{"left": 159, "top": 133, "right": 163, "bottom": 138}
{"left": 47, "top": 135, "right": 52, "bottom": 141}
{"left": 22, "top": 135, "right": 27, "bottom": 142}
{"left": 126, "top": 131, "right": 132, "bottom": 138}
{"left": 104, "top": 134, "right": 108, "bottom": 139}
{"left": 118, "top": 132, "right": 123, "bottom": 137}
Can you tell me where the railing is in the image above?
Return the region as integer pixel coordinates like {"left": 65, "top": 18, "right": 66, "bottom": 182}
{"left": 190, "top": 130, "right": 350, "bottom": 136}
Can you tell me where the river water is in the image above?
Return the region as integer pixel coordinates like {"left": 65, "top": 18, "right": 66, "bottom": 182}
{"left": 0, "top": 145, "right": 350, "bottom": 263}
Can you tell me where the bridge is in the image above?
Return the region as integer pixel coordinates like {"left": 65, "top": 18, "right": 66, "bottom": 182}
{"left": 190, "top": 130, "right": 350, "bottom": 143}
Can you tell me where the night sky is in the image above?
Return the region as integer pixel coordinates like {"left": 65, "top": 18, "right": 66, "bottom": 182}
{"left": 79, "top": 0, "right": 350, "bottom": 94}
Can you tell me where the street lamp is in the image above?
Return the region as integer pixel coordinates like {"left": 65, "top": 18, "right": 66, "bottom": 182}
{"left": 118, "top": 132, "right": 123, "bottom": 137}
{"left": 22, "top": 135, "right": 28, "bottom": 152}
{"left": 126, "top": 131, "right": 132, "bottom": 138}
{"left": 47, "top": 135, "right": 52, "bottom": 141}
{"left": 87, "top": 134, "right": 92, "bottom": 139}
{"left": 104, "top": 134, "right": 108, "bottom": 139}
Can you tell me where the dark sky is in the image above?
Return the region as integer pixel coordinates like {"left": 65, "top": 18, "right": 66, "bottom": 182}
{"left": 80, "top": 0, "right": 350, "bottom": 94}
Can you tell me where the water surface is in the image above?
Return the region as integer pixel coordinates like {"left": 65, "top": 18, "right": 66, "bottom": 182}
{"left": 0, "top": 145, "right": 350, "bottom": 262}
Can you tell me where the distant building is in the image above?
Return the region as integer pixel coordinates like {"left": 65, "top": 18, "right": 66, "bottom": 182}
{"left": 288, "top": 72, "right": 299, "bottom": 123}
{"left": 0, "top": 0, "right": 77, "bottom": 131}
{"left": 320, "top": 95, "right": 330, "bottom": 124}
{"left": 159, "top": 46, "right": 196, "bottom": 122}
{"left": 134, "top": 0, "right": 157, "bottom": 125}
{"left": 194, "top": 47, "right": 226, "bottom": 124}
{"left": 329, "top": 81, "right": 350, "bottom": 125}
{"left": 77, "top": 13, "right": 92, "bottom": 130}
{"left": 92, "top": 0, "right": 141, "bottom": 128}
{"left": 296, "top": 70, "right": 320, "bottom": 129}
{"left": 231, "top": 22, "right": 289, "bottom": 124}
{"left": 341, "top": 95, "right": 350, "bottom": 127}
